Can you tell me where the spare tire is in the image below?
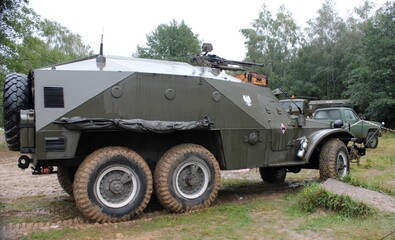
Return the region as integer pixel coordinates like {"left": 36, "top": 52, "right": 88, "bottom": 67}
{"left": 3, "top": 73, "right": 32, "bottom": 151}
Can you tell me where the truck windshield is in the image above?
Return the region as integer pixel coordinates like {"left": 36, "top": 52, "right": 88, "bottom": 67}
{"left": 314, "top": 109, "right": 341, "bottom": 120}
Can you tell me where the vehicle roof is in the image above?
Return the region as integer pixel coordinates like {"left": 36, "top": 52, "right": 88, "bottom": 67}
{"left": 309, "top": 99, "right": 351, "bottom": 104}
{"left": 38, "top": 55, "right": 243, "bottom": 83}
{"left": 279, "top": 99, "right": 308, "bottom": 102}
{"left": 314, "top": 107, "right": 355, "bottom": 112}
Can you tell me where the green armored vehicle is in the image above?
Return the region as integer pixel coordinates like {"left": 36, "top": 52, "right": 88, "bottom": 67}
{"left": 3, "top": 44, "right": 365, "bottom": 223}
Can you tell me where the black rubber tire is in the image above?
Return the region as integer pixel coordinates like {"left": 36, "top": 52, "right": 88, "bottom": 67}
{"left": 3, "top": 73, "right": 32, "bottom": 151}
{"left": 365, "top": 131, "right": 379, "bottom": 149}
{"left": 259, "top": 167, "right": 287, "bottom": 183}
{"left": 57, "top": 166, "right": 77, "bottom": 197}
{"left": 319, "top": 139, "right": 350, "bottom": 180}
{"left": 73, "top": 146, "right": 153, "bottom": 223}
{"left": 154, "top": 144, "right": 221, "bottom": 213}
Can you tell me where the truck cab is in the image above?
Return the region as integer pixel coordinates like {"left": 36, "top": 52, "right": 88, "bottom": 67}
{"left": 312, "top": 107, "right": 382, "bottom": 148}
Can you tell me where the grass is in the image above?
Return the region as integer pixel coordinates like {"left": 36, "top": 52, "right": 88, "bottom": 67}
{"left": 24, "top": 190, "right": 395, "bottom": 240}
{"left": 347, "top": 133, "right": 395, "bottom": 195}
{"left": 295, "top": 183, "right": 376, "bottom": 217}
{"left": 5, "top": 133, "right": 395, "bottom": 240}
{"left": 0, "top": 195, "right": 82, "bottom": 225}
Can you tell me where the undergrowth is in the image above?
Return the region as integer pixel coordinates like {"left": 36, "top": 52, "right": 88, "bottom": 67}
{"left": 297, "top": 183, "right": 376, "bottom": 218}
{"left": 341, "top": 175, "right": 389, "bottom": 194}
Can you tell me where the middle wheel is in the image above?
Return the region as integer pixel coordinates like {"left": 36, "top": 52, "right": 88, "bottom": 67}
{"left": 154, "top": 144, "right": 221, "bottom": 213}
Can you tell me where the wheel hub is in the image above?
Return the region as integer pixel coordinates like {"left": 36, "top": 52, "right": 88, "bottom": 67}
{"left": 96, "top": 166, "right": 138, "bottom": 208}
{"left": 174, "top": 158, "right": 210, "bottom": 199}
{"left": 109, "top": 180, "right": 124, "bottom": 194}
{"left": 185, "top": 173, "right": 200, "bottom": 187}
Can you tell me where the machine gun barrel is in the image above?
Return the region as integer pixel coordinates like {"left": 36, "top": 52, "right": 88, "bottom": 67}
{"left": 193, "top": 43, "right": 264, "bottom": 72}
{"left": 225, "top": 59, "right": 264, "bottom": 68}
{"left": 193, "top": 54, "right": 264, "bottom": 71}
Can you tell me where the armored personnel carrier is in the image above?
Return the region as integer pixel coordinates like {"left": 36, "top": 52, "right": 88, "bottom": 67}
{"left": 3, "top": 44, "right": 365, "bottom": 222}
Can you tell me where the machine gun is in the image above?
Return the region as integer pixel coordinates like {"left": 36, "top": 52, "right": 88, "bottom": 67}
{"left": 193, "top": 43, "right": 268, "bottom": 86}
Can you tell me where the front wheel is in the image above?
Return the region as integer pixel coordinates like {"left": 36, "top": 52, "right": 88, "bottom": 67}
{"left": 73, "top": 146, "right": 152, "bottom": 222}
{"left": 365, "top": 131, "right": 379, "bottom": 149}
{"left": 154, "top": 144, "right": 221, "bottom": 213}
{"left": 319, "top": 139, "right": 349, "bottom": 180}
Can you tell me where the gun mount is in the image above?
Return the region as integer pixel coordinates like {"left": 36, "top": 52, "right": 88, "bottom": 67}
{"left": 193, "top": 43, "right": 264, "bottom": 71}
{"left": 193, "top": 43, "right": 267, "bottom": 86}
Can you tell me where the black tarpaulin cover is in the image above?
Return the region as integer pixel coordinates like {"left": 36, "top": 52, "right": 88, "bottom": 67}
{"left": 54, "top": 116, "right": 211, "bottom": 133}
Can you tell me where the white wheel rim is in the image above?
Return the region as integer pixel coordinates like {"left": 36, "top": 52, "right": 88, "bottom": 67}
{"left": 174, "top": 157, "right": 210, "bottom": 199}
{"left": 95, "top": 165, "right": 139, "bottom": 208}
{"left": 337, "top": 151, "right": 348, "bottom": 177}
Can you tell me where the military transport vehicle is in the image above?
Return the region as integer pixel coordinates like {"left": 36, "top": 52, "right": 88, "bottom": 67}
{"left": 279, "top": 98, "right": 310, "bottom": 117}
{"left": 3, "top": 43, "right": 366, "bottom": 223}
{"left": 312, "top": 107, "right": 382, "bottom": 148}
{"left": 309, "top": 99, "right": 353, "bottom": 114}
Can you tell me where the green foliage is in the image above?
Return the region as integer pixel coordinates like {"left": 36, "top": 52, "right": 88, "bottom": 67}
{"left": 135, "top": 19, "right": 200, "bottom": 63}
{"left": 293, "top": 0, "right": 349, "bottom": 99}
{"left": 0, "top": 0, "right": 92, "bottom": 127}
{"left": 241, "top": 4, "right": 301, "bottom": 88}
{"left": 297, "top": 183, "right": 376, "bottom": 218}
{"left": 344, "top": 1, "right": 395, "bottom": 127}
{"left": 242, "top": 0, "right": 394, "bottom": 126}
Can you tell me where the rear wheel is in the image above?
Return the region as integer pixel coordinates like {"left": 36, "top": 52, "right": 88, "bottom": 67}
{"left": 319, "top": 139, "right": 349, "bottom": 180}
{"left": 365, "top": 131, "right": 379, "bottom": 149}
{"left": 259, "top": 167, "right": 286, "bottom": 183}
{"left": 3, "top": 73, "right": 32, "bottom": 151}
{"left": 154, "top": 144, "right": 221, "bottom": 213}
{"left": 73, "top": 146, "right": 152, "bottom": 222}
{"left": 57, "top": 166, "right": 77, "bottom": 197}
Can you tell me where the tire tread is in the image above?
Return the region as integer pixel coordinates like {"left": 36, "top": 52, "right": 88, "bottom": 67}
{"left": 154, "top": 144, "right": 221, "bottom": 213}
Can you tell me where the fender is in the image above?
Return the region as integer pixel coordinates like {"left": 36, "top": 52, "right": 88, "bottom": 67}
{"left": 303, "top": 128, "right": 354, "bottom": 162}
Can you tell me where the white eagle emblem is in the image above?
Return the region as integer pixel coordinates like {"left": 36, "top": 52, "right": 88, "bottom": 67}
{"left": 243, "top": 95, "right": 252, "bottom": 107}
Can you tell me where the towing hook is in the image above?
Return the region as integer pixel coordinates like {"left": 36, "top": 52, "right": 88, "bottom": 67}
{"left": 18, "top": 155, "right": 31, "bottom": 169}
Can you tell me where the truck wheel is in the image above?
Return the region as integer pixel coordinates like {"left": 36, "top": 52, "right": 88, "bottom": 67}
{"left": 319, "top": 139, "right": 349, "bottom": 180}
{"left": 73, "top": 146, "right": 152, "bottom": 222}
{"left": 3, "top": 73, "right": 32, "bottom": 151}
{"left": 365, "top": 131, "right": 379, "bottom": 149}
{"left": 259, "top": 167, "right": 286, "bottom": 183}
{"left": 57, "top": 166, "right": 77, "bottom": 197}
{"left": 154, "top": 144, "right": 221, "bottom": 213}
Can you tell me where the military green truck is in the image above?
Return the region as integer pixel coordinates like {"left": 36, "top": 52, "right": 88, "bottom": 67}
{"left": 309, "top": 99, "right": 353, "bottom": 114}
{"left": 312, "top": 107, "right": 382, "bottom": 148}
{"left": 3, "top": 44, "right": 365, "bottom": 223}
{"left": 279, "top": 98, "right": 310, "bottom": 117}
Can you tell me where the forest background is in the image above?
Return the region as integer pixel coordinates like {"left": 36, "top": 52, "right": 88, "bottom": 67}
{"left": 1, "top": 0, "right": 394, "bottom": 127}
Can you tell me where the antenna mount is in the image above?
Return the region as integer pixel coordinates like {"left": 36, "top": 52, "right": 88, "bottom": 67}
{"left": 96, "top": 33, "right": 106, "bottom": 70}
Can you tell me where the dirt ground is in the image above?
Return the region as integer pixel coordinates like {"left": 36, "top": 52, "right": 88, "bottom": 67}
{"left": 0, "top": 156, "right": 65, "bottom": 199}
{"left": 0, "top": 144, "right": 393, "bottom": 239}
{"left": 0, "top": 154, "right": 270, "bottom": 239}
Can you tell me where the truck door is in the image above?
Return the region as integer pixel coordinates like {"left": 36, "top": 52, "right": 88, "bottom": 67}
{"left": 345, "top": 109, "right": 363, "bottom": 138}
